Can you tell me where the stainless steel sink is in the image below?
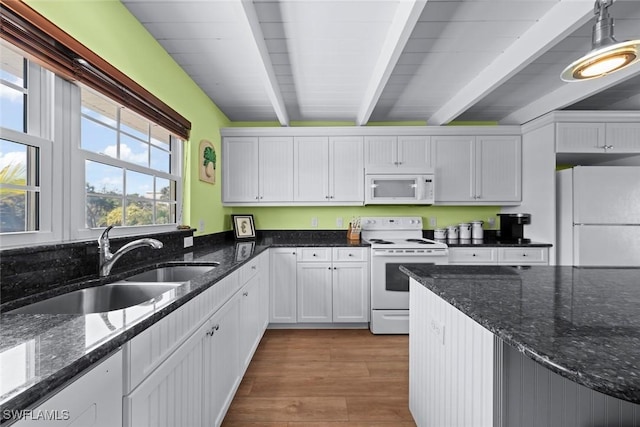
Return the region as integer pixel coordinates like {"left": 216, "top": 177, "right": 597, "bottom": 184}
{"left": 124, "top": 264, "right": 218, "bottom": 283}
{"left": 7, "top": 282, "right": 181, "bottom": 314}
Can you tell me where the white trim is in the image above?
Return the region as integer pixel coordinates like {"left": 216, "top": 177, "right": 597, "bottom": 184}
{"left": 221, "top": 125, "right": 522, "bottom": 138}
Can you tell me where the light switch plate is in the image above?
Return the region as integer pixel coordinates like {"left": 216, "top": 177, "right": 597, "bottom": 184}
{"left": 488, "top": 217, "right": 496, "bottom": 227}
{"left": 336, "top": 217, "right": 343, "bottom": 228}
{"left": 429, "top": 217, "right": 437, "bottom": 227}
{"left": 311, "top": 217, "right": 318, "bottom": 227}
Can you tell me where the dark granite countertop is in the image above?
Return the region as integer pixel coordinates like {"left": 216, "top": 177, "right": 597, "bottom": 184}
{"left": 400, "top": 264, "right": 640, "bottom": 404}
{"left": 440, "top": 240, "right": 552, "bottom": 248}
{"left": 0, "top": 234, "right": 367, "bottom": 423}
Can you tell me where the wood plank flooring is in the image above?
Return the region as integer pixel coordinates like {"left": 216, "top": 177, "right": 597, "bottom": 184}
{"left": 222, "top": 329, "right": 417, "bottom": 426}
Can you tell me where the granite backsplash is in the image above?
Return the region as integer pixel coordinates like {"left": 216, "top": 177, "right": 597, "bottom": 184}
{"left": 1, "top": 228, "right": 196, "bottom": 304}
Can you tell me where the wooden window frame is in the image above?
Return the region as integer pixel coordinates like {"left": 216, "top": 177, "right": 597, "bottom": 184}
{"left": 0, "top": 1, "right": 191, "bottom": 140}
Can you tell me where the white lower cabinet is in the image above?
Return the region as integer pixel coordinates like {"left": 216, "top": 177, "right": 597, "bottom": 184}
{"left": 297, "top": 261, "right": 333, "bottom": 322}
{"left": 203, "top": 295, "right": 241, "bottom": 427}
{"left": 12, "top": 351, "right": 122, "bottom": 427}
{"left": 124, "top": 256, "right": 268, "bottom": 427}
{"left": 270, "top": 247, "right": 369, "bottom": 324}
{"left": 269, "top": 248, "right": 298, "bottom": 323}
{"left": 448, "top": 246, "right": 549, "bottom": 266}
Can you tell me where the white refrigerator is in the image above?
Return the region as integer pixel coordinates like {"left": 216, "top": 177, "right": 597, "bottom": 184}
{"left": 557, "top": 166, "right": 640, "bottom": 266}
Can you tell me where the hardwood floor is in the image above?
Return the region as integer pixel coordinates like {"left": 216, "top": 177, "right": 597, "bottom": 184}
{"left": 222, "top": 329, "right": 417, "bottom": 427}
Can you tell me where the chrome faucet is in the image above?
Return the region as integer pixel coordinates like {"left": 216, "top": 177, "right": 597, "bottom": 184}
{"left": 98, "top": 226, "right": 163, "bottom": 277}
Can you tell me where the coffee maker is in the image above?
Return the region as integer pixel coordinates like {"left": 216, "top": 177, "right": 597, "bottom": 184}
{"left": 498, "top": 213, "right": 531, "bottom": 243}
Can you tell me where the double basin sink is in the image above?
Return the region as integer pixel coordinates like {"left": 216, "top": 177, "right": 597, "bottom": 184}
{"left": 8, "top": 264, "right": 219, "bottom": 315}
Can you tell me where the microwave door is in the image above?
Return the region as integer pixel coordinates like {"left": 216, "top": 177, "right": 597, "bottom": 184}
{"left": 371, "top": 177, "right": 417, "bottom": 200}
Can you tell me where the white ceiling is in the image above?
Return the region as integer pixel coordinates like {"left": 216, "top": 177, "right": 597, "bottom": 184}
{"left": 122, "top": 0, "right": 640, "bottom": 126}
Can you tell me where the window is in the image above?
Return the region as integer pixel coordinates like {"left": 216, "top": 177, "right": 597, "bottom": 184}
{"left": 0, "top": 41, "right": 56, "bottom": 247}
{"left": 78, "top": 86, "right": 181, "bottom": 230}
{"left": 0, "top": 41, "right": 182, "bottom": 247}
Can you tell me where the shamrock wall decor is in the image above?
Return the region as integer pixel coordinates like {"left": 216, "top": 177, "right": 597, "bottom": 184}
{"left": 199, "top": 139, "right": 216, "bottom": 184}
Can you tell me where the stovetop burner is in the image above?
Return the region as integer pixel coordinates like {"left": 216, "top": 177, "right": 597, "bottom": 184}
{"left": 405, "top": 238, "right": 435, "bottom": 245}
{"left": 368, "top": 239, "right": 394, "bottom": 245}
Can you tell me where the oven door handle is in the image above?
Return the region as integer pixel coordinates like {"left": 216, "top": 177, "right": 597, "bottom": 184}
{"left": 372, "top": 250, "right": 448, "bottom": 257}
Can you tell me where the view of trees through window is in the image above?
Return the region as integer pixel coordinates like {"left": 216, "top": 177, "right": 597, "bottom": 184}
{"left": 81, "top": 86, "right": 177, "bottom": 228}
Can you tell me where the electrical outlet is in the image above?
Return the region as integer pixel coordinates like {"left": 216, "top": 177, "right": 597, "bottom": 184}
{"left": 199, "top": 219, "right": 205, "bottom": 231}
{"left": 488, "top": 217, "right": 496, "bottom": 228}
{"left": 311, "top": 217, "right": 318, "bottom": 227}
{"left": 184, "top": 236, "right": 193, "bottom": 248}
{"left": 429, "top": 217, "right": 437, "bottom": 227}
{"left": 336, "top": 217, "right": 343, "bottom": 228}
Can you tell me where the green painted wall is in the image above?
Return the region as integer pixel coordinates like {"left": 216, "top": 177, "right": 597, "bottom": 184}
{"left": 25, "top": 0, "right": 231, "bottom": 236}
{"left": 25, "top": 1, "right": 503, "bottom": 235}
{"left": 232, "top": 205, "right": 500, "bottom": 231}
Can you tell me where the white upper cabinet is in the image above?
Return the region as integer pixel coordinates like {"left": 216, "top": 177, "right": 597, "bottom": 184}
{"left": 433, "top": 135, "right": 521, "bottom": 204}
{"left": 365, "top": 135, "right": 431, "bottom": 173}
{"left": 294, "top": 136, "right": 363, "bottom": 204}
{"left": 223, "top": 136, "right": 293, "bottom": 203}
{"left": 259, "top": 136, "right": 294, "bottom": 201}
{"left": 556, "top": 122, "right": 640, "bottom": 153}
{"left": 222, "top": 136, "right": 259, "bottom": 203}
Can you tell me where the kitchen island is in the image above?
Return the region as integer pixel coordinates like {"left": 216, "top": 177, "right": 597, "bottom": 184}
{"left": 402, "top": 264, "right": 640, "bottom": 427}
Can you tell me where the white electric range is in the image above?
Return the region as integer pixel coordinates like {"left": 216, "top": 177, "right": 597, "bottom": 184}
{"left": 361, "top": 216, "right": 449, "bottom": 334}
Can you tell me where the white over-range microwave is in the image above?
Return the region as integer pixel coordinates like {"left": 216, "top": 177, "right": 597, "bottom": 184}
{"left": 364, "top": 172, "right": 435, "bottom": 205}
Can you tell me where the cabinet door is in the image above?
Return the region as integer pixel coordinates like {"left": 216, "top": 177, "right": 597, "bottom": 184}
{"left": 556, "top": 123, "right": 606, "bottom": 153}
{"left": 397, "top": 136, "right": 431, "bottom": 170}
{"left": 269, "top": 248, "right": 298, "bottom": 323}
{"left": 126, "top": 324, "right": 205, "bottom": 427}
{"left": 239, "top": 274, "right": 263, "bottom": 373}
{"left": 222, "top": 137, "right": 259, "bottom": 202}
{"left": 294, "top": 136, "right": 329, "bottom": 201}
{"left": 259, "top": 136, "right": 294, "bottom": 201}
{"left": 498, "top": 247, "right": 548, "bottom": 265}
{"left": 448, "top": 247, "right": 498, "bottom": 265}
{"left": 605, "top": 123, "right": 640, "bottom": 153}
{"left": 432, "top": 136, "right": 475, "bottom": 202}
{"left": 258, "top": 251, "right": 270, "bottom": 330}
{"left": 364, "top": 136, "right": 397, "bottom": 172}
{"left": 15, "top": 352, "right": 122, "bottom": 427}
{"left": 332, "top": 262, "right": 369, "bottom": 322}
{"left": 297, "top": 262, "right": 333, "bottom": 322}
{"left": 203, "top": 295, "right": 241, "bottom": 427}
{"left": 476, "top": 136, "right": 521, "bottom": 203}
{"left": 330, "top": 136, "right": 364, "bottom": 202}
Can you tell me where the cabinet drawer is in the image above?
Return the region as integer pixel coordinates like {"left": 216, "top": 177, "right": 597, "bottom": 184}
{"left": 449, "top": 248, "right": 497, "bottom": 264}
{"left": 239, "top": 257, "right": 260, "bottom": 284}
{"left": 297, "top": 248, "right": 331, "bottom": 262}
{"left": 498, "top": 247, "right": 548, "bottom": 265}
{"left": 332, "top": 247, "right": 368, "bottom": 262}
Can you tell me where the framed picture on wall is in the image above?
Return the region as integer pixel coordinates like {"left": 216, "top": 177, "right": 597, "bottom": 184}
{"left": 231, "top": 214, "right": 256, "bottom": 240}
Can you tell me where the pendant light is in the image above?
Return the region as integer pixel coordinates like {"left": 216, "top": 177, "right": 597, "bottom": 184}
{"left": 561, "top": 0, "right": 640, "bottom": 82}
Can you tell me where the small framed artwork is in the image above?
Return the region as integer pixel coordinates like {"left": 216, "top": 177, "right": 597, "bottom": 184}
{"left": 231, "top": 214, "right": 256, "bottom": 240}
{"left": 234, "top": 241, "right": 255, "bottom": 262}
{"left": 199, "top": 139, "right": 216, "bottom": 184}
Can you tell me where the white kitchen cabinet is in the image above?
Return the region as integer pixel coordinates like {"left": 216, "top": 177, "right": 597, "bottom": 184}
{"left": 297, "top": 261, "right": 333, "bottom": 322}
{"left": 448, "top": 246, "right": 549, "bottom": 266}
{"left": 364, "top": 135, "right": 431, "bottom": 173}
{"left": 269, "top": 248, "right": 298, "bottom": 323}
{"left": 497, "top": 247, "right": 548, "bottom": 265}
{"left": 258, "top": 250, "right": 270, "bottom": 330}
{"left": 332, "top": 261, "right": 369, "bottom": 323}
{"left": 294, "top": 136, "right": 363, "bottom": 203}
{"left": 126, "top": 322, "right": 206, "bottom": 427}
{"left": 432, "top": 135, "right": 521, "bottom": 204}
{"left": 448, "top": 247, "right": 498, "bottom": 264}
{"left": 239, "top": 273, "right": 263, "bottom": 372}
{"left": 222, "top": 136, "right": 293, "bottom": 203}
{"left": 222, "top": 136, "right": 259, "bottom": 203}
{"left": 203, "top": 294, "right": 241, "bottom": 427}
{"left": 556, "top": 122, "right": 640, "bottom": 153}
{"left": 13, "top": 351, "right": 122, "bottom": 427}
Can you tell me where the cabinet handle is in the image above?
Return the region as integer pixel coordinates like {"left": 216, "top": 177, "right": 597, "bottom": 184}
{"left": 252, "top": 265, "right": 257, "bottom": 269}
{"left": 325, "top": 195, "right": 330, "bottom": 199}
{"left": 328, "top": 267, "right": 331, "bottom": 270}
{"left": 255, "top": 196, "right": 259, "bottom": 200}
{"left": 313, "top": 253, "right": 317, "bottom": 257}
{"left": 348, "top": 253, "right": 353, "bottom": 257}
{"left": 522, "top": 253, "right": 527, "bottom": 257}
{"left": 333, "top": 267, "right": 337, "bottom": 270}
{"left": 472, "top": 253, "right": 476, "bottom": 257}
{"left": 206, "top": 324, "right": 220, "bottom": 337}
{"left": 292, "top": 252, "right": 296, "bottom": 255}
{"left": 243, "top": 291, "right": 249, "bottom": 296}
{"left": 260, "top": 196, "right": 264, "bottom": 199}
